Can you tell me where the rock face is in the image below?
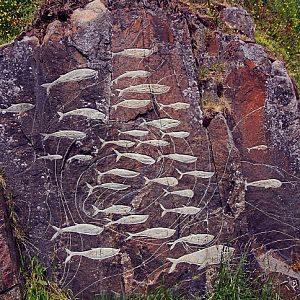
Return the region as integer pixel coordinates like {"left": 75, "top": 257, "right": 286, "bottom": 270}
{"left": 0, "top": 0, "right": 299, "bottom": 299}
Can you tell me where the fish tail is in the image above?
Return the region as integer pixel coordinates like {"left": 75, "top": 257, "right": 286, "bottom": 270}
{"left": 65, "top": 249, "right": 73, "bottom": 264}
{"left": 57, "top": 111, "right": 64, "bottom": 121}
{"left": 116, "top": 89, "right": 123, "bottom": 97}
{"left": 91, "top": 205, "right": 99, "bottom": 216}
{"left": 162, "top": 189, "right": 170, "bottom": 197}
{"left": 244, "top": 180, "right": 248, "bottom": 191}
{"left": 160, "top": 130, "right": 166, "bottom": 138}
{"left": 167, "top": 241, "right": 177, "bottom": 250}
{"left": 135, "top": 140, "right": 142, "bottom": 147}
{"left": 86, "top": 182, "right": 93, "bottom": 195}
{"left": 41, "top": 83, "right": 51, "bottom": 96}
{"left": 157, "top": 103, "right": 163, "bottom": 110}
{"left": 99, "top": 137, "right": 106, "bottom": 149}
{"left": 112, "top": 104, "right": 118, "bottom": 111}
{"left": 113, "top": 149, "right": 121, "bottom": 162}
{"left": 96, "top": 170, "right": 103, "bottom": 182}
{"left": 144, "top": 176, "right": 150, "bottom": 185}
{"left": 125, "top": 233, "right": 134, "bottom": 241}
{"left": 167, "top": 258, "right": 178, "bottom": 273}
{"left": 159, "top": 203, "right": 167, "bottom": 217}
{"left": 41, "top": 133, "right": 49, "bottom": 141}
{"left": 104, "top": 218, "right": 113, "bottom": 227}
{"left": 175, "top": 168, "right": 183, "bottom": 179}
{"left": 50, "top": 225, "right": 62, "bottom": 241}
{"left": 117, "top": 129, "right": 122, "bottom": 135}
{"left": 156, "top": 155, "right": 163, "bottom": 162}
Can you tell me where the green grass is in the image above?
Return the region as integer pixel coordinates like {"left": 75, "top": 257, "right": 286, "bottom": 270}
{"left": 0, "top": 0, "right": 38, "bottom": 44}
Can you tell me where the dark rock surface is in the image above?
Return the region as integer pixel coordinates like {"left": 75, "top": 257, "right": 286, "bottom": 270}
{"left": 0, "top": 0, "right": 299, "bottom": 299}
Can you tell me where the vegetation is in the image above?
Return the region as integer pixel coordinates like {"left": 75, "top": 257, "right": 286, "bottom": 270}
{"left": 0, "top": 0, "right": 38, "bottom": 44}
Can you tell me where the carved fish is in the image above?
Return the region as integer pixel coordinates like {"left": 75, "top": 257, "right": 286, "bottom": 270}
{"left": 126, "top": 227, "right": 176, "bottom": 240}
{"left": 159, "top": 203, "right": 201, "bottom": 217}
{"left": 112, "top": 70, "right": 151, "bottom": 84}
{"left": 96, "top": 168, "right": 140, "bottom": 181}
{"left": 92, "top": 204, "right": 132, "bottom": 216}
{"left": 136, "top": 139, "right": 170, "bottom": 147}
{"left": 0, "top": 103, "right": 35, "bottom": 114}
{"left": 51, "top": 224, "right": 104, "bottom": 241}
{"left": 99, "top": 138, "right": 135, "bottom": 149}
{"left": 167, "top": 245, "right": 235, "bottom": 273}
{"left": 41, "top": 130, "right": 87, "bottom": 141}
{"left": 141, "top": 118, "right": 180, "bottom": 130}
{"left": 37, "top": 154, "right": 63, "bottom": 161}
{"left": 58, "top": 108, "right": 105, "bottom": 122}
{"left": 144, "top": 176, "right": 178, "bottom": 187}
{"left": 160, "top": 130, "right": 190, "bottom": 139}
{"left": 65, "top": 247, "right": 120, "bottom": 263}
{"left": 117, "top": 84, "right": 170, "bottom": 97}
{"left": 158, "top": 154, "right": 197, "bottom": 164}
{"left": 247, "top": 144, "right": 268, "bottom": 152}
{"left": 112, "top": 47, "right": 157, "bottom": 58}
{"left": 105, "top": 214, "right": 149, "bottom": 226}
{"left": 67, "top": 155, "right": 93, "bottom": 163}
{"left": 86, "top": 182, "right": 130, "bottom": 195}
{"left": 113, "top": 149, "right": 155, "bottom": 165}
{"left": 163, "top": 189, "right": 194, "bottom": 198}
{"left": 176, "top": 168, "right": 214, "bottom": 179}
{"left": 158, "top": 102, "right": 190, "bottom": 110}
{"left": 245, "top": 179, "right": 282, "bottom": 190}
{"left": 118, "top": 129, "right": 149, "bottom": 137}
{"left": 168, "top": 233, "right": 215, "bottom": 250}
{"left": 42, "top": 68, "right": 98, "bottom": 95}
{"left": 112, "top": 99, "right": 151, "bottom": 110}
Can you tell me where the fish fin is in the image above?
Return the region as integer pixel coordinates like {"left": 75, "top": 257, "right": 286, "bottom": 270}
{"left": 41, "top": 133, "right": 49, "bottom": 141}
{"left": 41, "top": 83, "right": 51, "bottom": 96}
{"left": 175, "top": 168, "right": 183, "bottom": 179}
{"left": 113, "top": 149, "right": 121, "bottom": 162}
{"left": 50, "top": 225, "right": 62, "bottom": 241}
{"left": 162, "top": 189, "right": 169, "bottom": 197}
{"left": 144, "top": 176, "right": 150, "bottom": 185}
{"left": 159, "top": 203, "right": 167, "bottom": 217}
{"left": 57, "top": 112, "right": 64, "bottom": 121}
{"left": 91, "top": 205, "right": 99, "bottom": 216}
{"left": 125, "top": 233, "right": 133, "bottom": 241}
{"left": 65, "top": 249, "right": 73, "bottom": 264}
{"left": 160, "top": 130, "right": 166, "bottom": 138}
{"left": 166, "top": 258, "right": 178, "bottom": 273}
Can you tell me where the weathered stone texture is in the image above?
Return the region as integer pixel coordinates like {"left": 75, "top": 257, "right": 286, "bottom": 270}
{"left": 0, "top": 0, "right": 299, "bottom": 299}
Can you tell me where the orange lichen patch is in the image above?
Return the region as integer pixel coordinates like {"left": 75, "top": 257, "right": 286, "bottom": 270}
{"left": 291, "top": 260, "right": 300, "bottom": 272}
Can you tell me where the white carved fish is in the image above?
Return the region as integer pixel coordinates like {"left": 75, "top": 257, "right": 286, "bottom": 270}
{"left": 245, "top": 179, "right": 282, "bottom": 190}
{"left": 158, "top": 102, "right": 190, "bottom": 110}
{"left": 86, "top": 182, "right": 130, "bottom": 195}
{"left": 65, "top": 247, "right": 120, "bottom": 263}
{"left": 126, "top": 227, "right": 176, "bottom": 240}
{"left": 167, "top": 245, "right": 235, "bottom": 273}
{"left": 105, "top": 214, "right": 149, "bottom": 226}
{"left": 163, "top": 189, "right": 194, "bottom": 198}
{"left": 247, "top": 144, "right": 268, "bottom": 152}
{"left": 99, "top": 138, "right": 135, "bottom": 149}
{"left": 168, "top": 233, "right": 215, "bottom": 250}
{"left": 58, "top": 108, "right": 105, "bottom": 122}
{"left": 112, "top": 47, "right": 157, "bottom": 58}
{"left": 118, "top": 129, "right": 149, "bottom": 137}
{"left": 112, "top": 99, "right": 151, "bottom": 110}
{"left": 96, "top": 168, "right": 140, "bottom": 181}
{"left": 92, "top": 204, "right": 132, "bottom": 216}
{"left": 42, "top": 68, "right": 98, "bottom": 95}
{"left": 159, "top": 203, "right": 201, "bottom": 217}
{"left": 158, "top": 154, "right": 197, "bottom": 164}
{"left": 136, "top": 139, "right": 170, "bottom": 147}
{"left": 256, "top": 251, "right": 300, "bottom": 282}
{"left": 160, "top": 130, "right": 190, "bottom": 139}
{"left": 37, "top": 154, "right": 63, "bottom": 161}
{"left": 113, "top": 149, "right": 155, "bottom": 165}
{"left": 67, "top": 155, "right": 93, "bottom": 163}
{"left": 141, "top": 118, "right": 180, "bottom": 130}
{"left": 0, "top": 103, "right": 35, "bottom": 114}
{"left": 41, "top": 130, "right": 87, "bottom": 141}
{"left": 112, "top": 70, "right": 151, "bottom": 84}
{"left": 117, "top": 84, "right": 170, "bottom": 97}
{"left": 176, "top": 168, "right": 214, "bottom": 179}
{"left": 144, "top": 176, "right": 178, "bottom": 187}
{"left": 51, "top": 224, "right": 104, "bottom": 241}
